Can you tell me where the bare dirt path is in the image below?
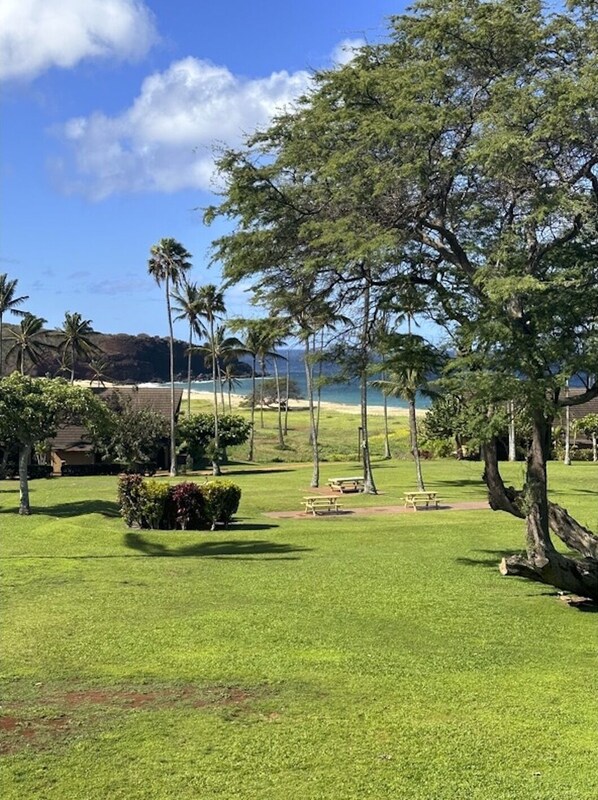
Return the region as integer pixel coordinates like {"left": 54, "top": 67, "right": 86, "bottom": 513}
{"left": 265, "top": 500, "right": 491, "bottom": 519}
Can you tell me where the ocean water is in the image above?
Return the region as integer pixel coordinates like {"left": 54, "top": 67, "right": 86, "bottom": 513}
{"left": 177, "top": 372, "right": 430, "bottom": 410}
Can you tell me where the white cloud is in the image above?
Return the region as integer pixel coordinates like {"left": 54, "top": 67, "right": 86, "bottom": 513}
{"left": 331, "top": 38, "right": 366, "bottom": 66}
{"left": 59, "top": 57, "right": 312, "bottom": 198}
{"left": 0, "top": 0, "right": 157, "bottom": 81}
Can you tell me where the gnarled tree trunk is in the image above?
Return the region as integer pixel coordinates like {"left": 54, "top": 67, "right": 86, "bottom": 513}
{"left": 483, "top": 414, "right": 598, "bottom": 601}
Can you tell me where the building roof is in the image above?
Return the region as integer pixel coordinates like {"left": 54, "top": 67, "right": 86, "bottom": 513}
{"left": 567, "top": 387, "right": 598, "bottom": 421}
{"left": 51, "top": 386, "right": 183, "bottom": 452}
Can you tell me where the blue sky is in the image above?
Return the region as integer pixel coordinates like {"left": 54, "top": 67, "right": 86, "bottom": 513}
{"left": 1, "top": 0, "right": 405, "bottom": 338}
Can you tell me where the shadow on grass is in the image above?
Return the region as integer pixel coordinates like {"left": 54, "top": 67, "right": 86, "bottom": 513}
{"left": 3, "top": 500, "right": 122, "bottom": 518}
{"left": 217, "top": 467, "right": 296, "bottom": 476}
{"left": 433, "top": 478, "right": 484, "bottom": 488}
{"left": 124, "top": 532, "right": 312, "bottom": 560}
{"left": 456, "top": 549, "right": 523, "bottom": 568}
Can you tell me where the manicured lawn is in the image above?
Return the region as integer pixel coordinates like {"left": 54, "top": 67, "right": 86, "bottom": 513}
{"left": 1, "top": 459, "right": 596, "bottom": 799}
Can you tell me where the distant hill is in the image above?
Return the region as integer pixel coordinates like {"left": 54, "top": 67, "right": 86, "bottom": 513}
{"left": 2, "top": 328, "right": 250, "bottom": 384}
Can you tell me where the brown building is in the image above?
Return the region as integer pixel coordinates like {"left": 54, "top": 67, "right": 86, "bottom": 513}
{"left": 50, "top": 385, "right": 183, "bottom": 473}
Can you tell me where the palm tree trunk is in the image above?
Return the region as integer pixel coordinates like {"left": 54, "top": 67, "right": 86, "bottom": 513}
{"left": 305, "top": 337, "right": 319, "bottom": 488}
{"left": 508, "top": 400, "right": 516, "bottom": 461}
{"left": 0, "top": 314, "right": 4, "bottom": 377}
{"left": 248, "top": 355, "right": 256, "bottom": 461}
{"left": 218, "top": 361, "right": 226, "bottom": 412}
{"left": 360, "top": 283, "right": 376, "bottom": 495}
{"left": 360, "top": 370, "right": 377, "bottom": 494}
{"left": 259, "top": 357, "right": 265, "bottom": 428}
{"left": 166, "top": 279, "right": 178, "bottom": 477}
{"left": 593, "top": 432, "right": 597, "bottom": 463}
{"left": 211, "top": 319, "right": 221, "bottom": 476}
{"left": 273, "top": 357, "right": 284, "bottom": 448}
{"left": 284, "top": 349, "right": 290, "bottom": 435}
{"left": 408, "top": 394, "right": 425, "bottom": 491}
{"left": 70, "top": 342, "right": 75, "bottom": 384}
{"left": 18, "top": 444, "right": 31, "bottom": 515}
{"left": 315, "top": 331, "right": 323, "bottom": 439}
{"left": 564, "top": 391, "right": 571, "bottom": 465}
{"left": 382, "top": 373, "right": 391, "bottom": 459}
{"left": 187, "top": 324, "right": 193, "bottom": 418}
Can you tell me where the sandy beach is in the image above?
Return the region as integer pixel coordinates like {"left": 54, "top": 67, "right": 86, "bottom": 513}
{"left": 75, "top": 380, "right": 426, "bottom": 417}
{"left": 181, "top": 388, "right": 419, "bottom": 416}
{"left": 76, "top": 381, "right": 420, "bottom": 417}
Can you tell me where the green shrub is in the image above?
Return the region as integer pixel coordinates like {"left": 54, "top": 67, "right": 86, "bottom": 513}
{"left": 140, "top": 480, "right": 170, "bottom": 529}
{"left": 117, "top": 473, "right": 145, "bottom": 527}
{"left": 200, "top": 480, "right": 241, "bottom": 530}
{"left": 117, "top": 476, "right": 242, "bottom": 531}
{"left": 419, "top": 437, "right": 454, "bottom": 459}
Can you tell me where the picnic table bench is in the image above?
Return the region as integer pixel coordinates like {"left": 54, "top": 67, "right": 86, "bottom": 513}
{"left": 327, "top": 476, "right": 365, "bottom": 493}
{"left": 404, "top": 491, "right": 439, "bottom": 510}
{"left": 303, "top": 495, "right": 343, "bottom": 516}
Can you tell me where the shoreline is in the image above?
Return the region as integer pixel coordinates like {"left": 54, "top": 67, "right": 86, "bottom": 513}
{"left": 168, "top": 387, "right": 421, "bottom": 417}
{"left": 75, "top": 381, "right": 423, "bottom": 417}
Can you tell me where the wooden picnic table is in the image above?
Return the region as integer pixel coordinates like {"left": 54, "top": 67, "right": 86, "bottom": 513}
{"left": 327, "top": 476, "right": 365, "bottom": 493}
{"left": 303, "top": 495, "right": 343, "bottom": 516}
{"left": 404, "top": 491, "right": 439, "bottom": 510}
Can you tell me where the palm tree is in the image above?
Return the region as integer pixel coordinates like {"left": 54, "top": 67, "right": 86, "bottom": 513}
{"left": 5, "top": 314, "right": 48, "bottom": 375}
{"left": 88, "top": 355, "right": 111, "bottom": 387}
{"left": 171, "top": 281, "right": 206, "bottom": 417}
{"left": 148, "top": 238, "right": 192, "bottom": 476}
{"left": 0, "top": 274, "right": 29, "bottom": 375}
{"left": 221, "top": 363, "right": 243, "bottom": 411}
{"left": 373, "top": 333, "right": 442, "bottom": 492}
{"left": 195, "top": 285, "right": 226, "bottom": 475}
{"left": 260, "top": 318, "right": 289, "bottom": 449}
{"left": 229, "top": 319, "right": 262, "bottom": 461}
{"left": 57, "top": 312, "right": 99, "bottom": 383}
{"left": 197, "top": 324, "right": 245, "bottom": 412}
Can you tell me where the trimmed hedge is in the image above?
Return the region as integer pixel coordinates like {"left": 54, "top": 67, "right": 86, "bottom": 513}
{"left": 117, "top": 475, "right": 241, "bottom": 531}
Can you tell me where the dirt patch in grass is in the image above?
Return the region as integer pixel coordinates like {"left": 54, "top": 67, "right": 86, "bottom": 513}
{"left": 60, "top": 685, "right": 254, "bottom": 709}
{"left": 0, "top": 715, "right": 71, "bottom": 754}
{"left": 0, "top": 685, "right": 261, "bottom": 755}
{"left": 266, "top": 500, "right": 491, "bottom": 519}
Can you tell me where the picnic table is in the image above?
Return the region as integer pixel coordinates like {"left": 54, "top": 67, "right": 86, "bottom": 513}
{"left": 327, "top": 476, "right": 365, "bottom": 493}
{"left": 404, "top": 491, "right": 439, "bottom": 510}
{"left": 303, "top": 495, "right": 343, "bottom": 516}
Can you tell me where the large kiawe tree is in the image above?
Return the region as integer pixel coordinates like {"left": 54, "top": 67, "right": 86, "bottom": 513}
{"left": 209, "top": 0, "right": 598, "bottom": 598}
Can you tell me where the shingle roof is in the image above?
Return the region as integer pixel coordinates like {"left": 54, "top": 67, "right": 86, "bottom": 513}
{"left": 567, "top": 387, "right": 598, "bottom": 421}
{"left": 51, "top": 386, "right": 183, "bottom": 452}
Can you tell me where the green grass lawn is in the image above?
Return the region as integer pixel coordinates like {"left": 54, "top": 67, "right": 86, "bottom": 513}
{"left": 1, "top": 457, "right": 597, "bottom": 799}
{"left": 186, "top": 396, "right": 415, "bottom": 463}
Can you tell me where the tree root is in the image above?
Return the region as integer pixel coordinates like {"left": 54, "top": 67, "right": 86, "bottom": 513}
{"left": 500, "top": 552, "right": 598, "bottom": 601}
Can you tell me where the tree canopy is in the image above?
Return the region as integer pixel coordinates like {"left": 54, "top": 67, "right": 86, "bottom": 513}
{"left": 208, "top": 0, "right": 598, "bottom": 597}
{"left": 0, "top": 375, "right": 110, "bottom": 514}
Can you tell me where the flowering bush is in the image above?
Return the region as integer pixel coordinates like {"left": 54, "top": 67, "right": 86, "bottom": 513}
{"left": 117, "top": 475, "right": 241, "bottom": 530}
